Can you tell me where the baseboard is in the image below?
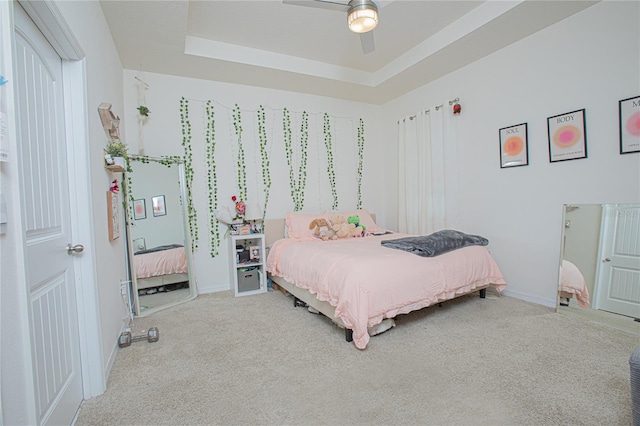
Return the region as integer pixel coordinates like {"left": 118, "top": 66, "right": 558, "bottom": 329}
{"left": 197, "top": 284, "right": 231, "bottom": 295}
{"left": 502, "top": 288, "right": 557, "bottom": 309}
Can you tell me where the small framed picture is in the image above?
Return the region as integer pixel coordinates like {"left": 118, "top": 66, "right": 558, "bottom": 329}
{"left": 152, "top": 195, "right": 166, "bottom": 217}
{"left": 547, "top": 109, "right": 587, "bottom": 162}
{"left": 619, "top": 95, "right": 640, "bottom": 154}
{"left": 499, "top": 122, "right": 529, "bottom": 168}
{"left": 133, "top": 199, "right": 146, "bottom": 220}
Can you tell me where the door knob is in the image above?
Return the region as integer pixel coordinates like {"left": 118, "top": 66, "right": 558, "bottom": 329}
{"left": 67, "top": 243, "right": 84, "bottom": 255}
{"left": 603, "top": 257, "right": 611, "bottom": 262}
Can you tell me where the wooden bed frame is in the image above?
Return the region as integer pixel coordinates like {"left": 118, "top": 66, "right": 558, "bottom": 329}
{"left": 136, "top": 273, "right": 189, "bottom": 290}
{"left": 264, "top": 218, "right": 487, "bottom": 343}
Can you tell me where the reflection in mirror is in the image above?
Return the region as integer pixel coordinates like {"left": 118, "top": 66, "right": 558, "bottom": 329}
{"left": 127, "top": 159, "right": 195, "bottom": 316}
{"left": 558, "top": 203, "right": 640, "bottom": 334}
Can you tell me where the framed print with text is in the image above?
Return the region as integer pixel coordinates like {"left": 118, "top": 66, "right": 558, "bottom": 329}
{"left": 547, "top": 108, "right": 587, "bottom": 163}
{"left": 619, "top": 95, "right": 640, "bottom": 154}
{"left": 152, "top": 195, "right": 166, "bottom": 217}
{"left": 133, "top": 199, "right": 146, "bottom": 220}
{"left": 499, "top": 122, "right": 528, "bottom": 168}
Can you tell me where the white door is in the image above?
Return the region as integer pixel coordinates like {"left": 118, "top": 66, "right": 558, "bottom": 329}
{"left": 14, "top": 4, "right": 83, "bottom": 424}
{"left": 595, "top": 204, "right": 640, "bottom": 318}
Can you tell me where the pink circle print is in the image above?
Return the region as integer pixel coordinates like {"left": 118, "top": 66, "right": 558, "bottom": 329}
{"left": 503, "top": 136, "right": 524, "bottom": 156}
{"left": 553, "top": 125, "right": 581, "bottom": 148}
{"left": 626, "top": 111, "right": 640, "bottom": 137}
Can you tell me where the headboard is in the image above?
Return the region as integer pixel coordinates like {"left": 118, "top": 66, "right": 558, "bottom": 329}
{"left": 264, "top": 213, "right": 376, "bottom": 249}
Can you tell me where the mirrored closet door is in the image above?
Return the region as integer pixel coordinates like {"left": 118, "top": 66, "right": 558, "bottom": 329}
{"left": 557, "top": 203, "right": 640, "bottom": 334}
{"left": 126, "top": 159, "right": 196, "bottom": 316}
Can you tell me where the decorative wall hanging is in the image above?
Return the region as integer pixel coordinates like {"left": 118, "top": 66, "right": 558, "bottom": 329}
{"left": 324, "top": 113, "right": 338, "bottom": 210}
{"left": 205, "top": 100, "right": 221, "bottom": 258}
{"left": 619, "top": 95, "right": 640, "bottom": 154}
{"left": 257, "top": 105, "right": 272, "bottom": 219}
{"left": 152, "top": 195, "right": 166, "bottom": 217}
{"left": 547, "top": 109, "right": 587, "bottom": 162}
{"left": 283, "top": 108, "right": 308, "bottom": 211}
{"left": 107, "top": 190, "right": 120, "bottom": 241}
{"left": 180, "top": 97, "right": 198, "bottom": 250}
{"left": 499, "top": 122, "right": 529, "bottom": 168}
{"left": 133, "top": 199, "right": 146, "bottom": 220}
{"left": 233, "top": 103, "right": 247, "bottom": 202}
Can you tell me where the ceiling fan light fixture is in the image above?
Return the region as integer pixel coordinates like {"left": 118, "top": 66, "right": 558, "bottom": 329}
{"left": 347, "top": 0, "right": 378, "bottom": 34}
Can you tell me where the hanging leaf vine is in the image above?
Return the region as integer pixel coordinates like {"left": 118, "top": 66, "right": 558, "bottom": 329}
{"left": 205, "top": 100, "right": 220, "bottom": 257}
{"left": 356, "top": 118, "right": 365, "bottom": 209}
{"left": 180, "top": 97, "right": 198, "bottom": 251}
{"left": 283, "top": 108, "right": 308, "bottom": 211}
{"left": 232, "top": 104, "right": 247, "bottom": 202}
{"left": 323, "top": 113, "right": 338, "bottom": 210}
{"left": 257, "top": 105, "right": 272, "bottom": 219}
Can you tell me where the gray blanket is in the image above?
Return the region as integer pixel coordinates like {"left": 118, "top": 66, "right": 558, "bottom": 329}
{"left": 381, "top": 230, "right": 488, "bottom": 257}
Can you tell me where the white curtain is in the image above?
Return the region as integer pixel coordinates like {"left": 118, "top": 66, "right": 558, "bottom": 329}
{"left": 398, "top": 104, "right": 461, "bottom": 235}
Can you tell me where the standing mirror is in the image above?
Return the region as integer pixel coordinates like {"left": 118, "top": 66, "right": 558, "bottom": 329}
{"left": 557, "top": 203, "right": 640, "bottom": 333}
{"left": 126, "top": 159, "right": 196, "bottom": 316}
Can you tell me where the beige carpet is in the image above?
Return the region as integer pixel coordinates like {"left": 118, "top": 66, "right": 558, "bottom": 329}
{"left": 76, "top": 289, "right": 639, "bottom": 425}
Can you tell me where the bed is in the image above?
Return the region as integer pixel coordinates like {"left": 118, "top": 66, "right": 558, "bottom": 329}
{"left": 265, "top": 210, "right": 508, "bottom": 349}
{"left": 558, "top": 259, "right": 590, "bottom": 308}
{"left": 134, "top": 244, "right": 189, "bottom": 290}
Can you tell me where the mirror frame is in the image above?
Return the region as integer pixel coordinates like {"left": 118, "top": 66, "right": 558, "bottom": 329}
{"left": 124, "top": 157, "right": 196, "bottom": 317}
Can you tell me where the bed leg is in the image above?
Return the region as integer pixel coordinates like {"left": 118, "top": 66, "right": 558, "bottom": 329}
{"left": 479, "top": 288, "right": 486, "bottom": 299}
{"left": 345, "top": 328, "right": 353, "bottom": 342}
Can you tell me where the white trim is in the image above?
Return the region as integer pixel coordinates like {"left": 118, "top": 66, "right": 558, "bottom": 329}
{"left": 62, "top": 58, "right": 106, "bottom": 398}
{"left": 17, "top": 0, "right": 84, "bottom": 60}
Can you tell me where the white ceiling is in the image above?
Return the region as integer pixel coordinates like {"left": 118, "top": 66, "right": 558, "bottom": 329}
{"left": 99, "top": 0, "right": 598, "bottom": 104}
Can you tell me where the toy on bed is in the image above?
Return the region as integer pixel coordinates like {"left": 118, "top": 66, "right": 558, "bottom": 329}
{"left": 309, "top": 218, "right": 337, "bottom": 241}
{"left": 330, "top": 213, "right": 363, "bottom": 238}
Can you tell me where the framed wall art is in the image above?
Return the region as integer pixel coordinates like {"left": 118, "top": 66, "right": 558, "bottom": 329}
{"left": 547, "top": 108, "right": 587, "bottom": 162}
{"left": 133, "top": 199, "right": 146, "bottom": 220}
{"left": 619, "top": 95, "right": 640, "bottom": 154}
{"left": 152, "top": 195, "right": 166, "bottom": 217}
{"left": 107, "top": 191, "right": 120, "bottom": 241}
{"left": 499, "top": 122, "right": 528, "bottom": 168}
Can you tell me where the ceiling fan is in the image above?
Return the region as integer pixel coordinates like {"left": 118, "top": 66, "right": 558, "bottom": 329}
{"left": 283, "top": 0, "right": 379, "bottom": 55}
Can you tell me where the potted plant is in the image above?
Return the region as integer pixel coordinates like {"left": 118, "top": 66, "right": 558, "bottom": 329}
{"left": 105, "top": 140, "right": 128, "bottom": 169}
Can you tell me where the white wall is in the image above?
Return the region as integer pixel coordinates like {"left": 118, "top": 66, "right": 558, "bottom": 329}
{"left": 381, "top": 1, "right": 640, "bottom": 306}
{"left": 122, "top": 71, "right": 384, "bottom": 293}
{"left": 53, "top": 0, "right": 129, "bottom": 378}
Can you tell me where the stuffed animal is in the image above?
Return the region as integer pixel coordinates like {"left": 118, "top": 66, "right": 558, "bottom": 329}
{"left": 329, "top": 214, "right": 351, "bottom": 239}
{"left": 309, "top": 218, "right": 337, "bottom": 240}
{"left": 347, "top": 215, "right": 365, "bottom": 237}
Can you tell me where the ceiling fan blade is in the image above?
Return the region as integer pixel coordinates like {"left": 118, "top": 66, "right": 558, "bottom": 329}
{"left": 283, "top": 0, "right": 349, "bottom": 12}
{"left": 360, "top": 31, "right": 375, "bottom": 54}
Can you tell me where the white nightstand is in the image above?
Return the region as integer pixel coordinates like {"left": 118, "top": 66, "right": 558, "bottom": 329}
{"left": 229, "top": 233, "right": 267, "bottom": 297}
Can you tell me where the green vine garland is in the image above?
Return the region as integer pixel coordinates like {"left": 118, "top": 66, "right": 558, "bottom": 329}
{"left": 205, "top": 101, "right": 220, "bottom": 258}
{"left": 180, "top": 97, "right": 198, "bottom": 251}
{"left": 323, "top": 113, "right": 338, "bottom": 210}
{"left": 257, "top": 105, "right": 272, "bottom": 220}
{"left": 283, "top": 108, "right": 308, "bottom": 211}
{"left": 356, "top": 118, "right": 365, "bottom": 210}
{"left": 232, "top": 104, "right": 247, "bottom": 202}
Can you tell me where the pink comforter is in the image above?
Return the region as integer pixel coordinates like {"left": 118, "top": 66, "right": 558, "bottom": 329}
{"left": 134, "top": 247, "right": 187, "bottom": 279}
{"left": 559, "top": 259, "right": 590, "bottom": 307}
{"left": 266, "top": 234, "right": 507, "bottom": 349}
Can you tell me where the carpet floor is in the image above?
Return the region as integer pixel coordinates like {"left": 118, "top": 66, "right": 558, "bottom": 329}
{"left": 76, "top": 288, "right": 639, "bottom": 425}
